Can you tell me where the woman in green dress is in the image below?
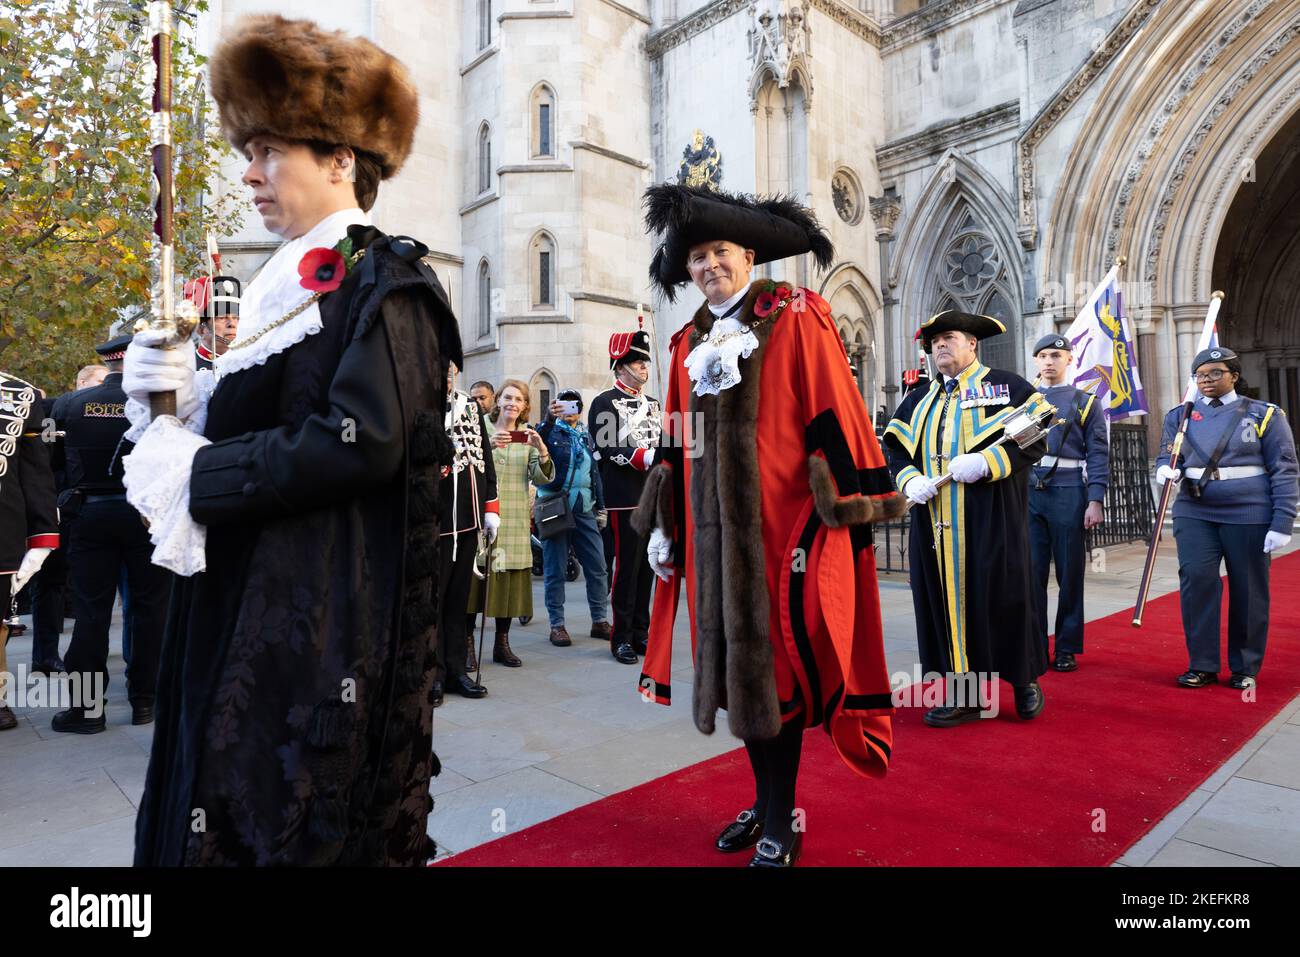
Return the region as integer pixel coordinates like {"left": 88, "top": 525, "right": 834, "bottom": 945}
{"left": 467, "top": 378, "right": 554, "bottom": 666}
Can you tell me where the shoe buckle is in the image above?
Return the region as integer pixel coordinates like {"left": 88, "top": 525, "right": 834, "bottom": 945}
{"left": 754, "top": 837, "right": 782, "bottom": 860}
{"left": 736, "top": 809, "right": 756, "bottom": 824}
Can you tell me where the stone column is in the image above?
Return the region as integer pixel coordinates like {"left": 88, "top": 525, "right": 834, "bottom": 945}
{"left": 869, "top": 191, "right": 902, "bottom": 418}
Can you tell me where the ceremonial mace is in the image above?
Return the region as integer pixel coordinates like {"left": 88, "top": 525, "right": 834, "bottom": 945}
{"left": 913, "top": 398, "right": 1062, "bottom": 498}
{"left": 133, "top": 1, "right": 199, "bottom": 415}
{"left": 1133, "top": 291, "right": 1226, "bottom": 627}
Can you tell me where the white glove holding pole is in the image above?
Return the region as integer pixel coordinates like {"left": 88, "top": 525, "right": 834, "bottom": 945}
{"left": 122, "top": 329, "right": 200, "bottom": 422}
{"left": 949, "top": 452, "right": 990, "bottom": 483}
{"left": 903, "top": 475, "right": 938, "bottom": 505}
{"left": 1156, "top": 465, "right": 1182, "bottom": 486}
{"left": 483, "top": 511, "right": 500, "bottom": 543}
{"left": 11, "top": 547, "right": 53, "bottom": 595}
{"left": 1263, "top": 531, "right": 1291, "bottom": 554}
{"left": 647, "top": 528, "right": 673, "bottom": 582}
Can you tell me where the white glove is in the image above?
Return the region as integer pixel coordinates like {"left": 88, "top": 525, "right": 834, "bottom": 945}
{"left": 642, "top": 448, "right": 656, "bottom": 469}
{"left": 483, "top": 511, "right": 500, "bottom": 543}
{"left": 949, "top": 452, "right": 991, "bottom": 483}
{"left": 903, "top": 475, "right": 938, "bottom": 505}
{"left": 1156, "top": 465, "right": 1182, "bottom": 486}
{"left": 122, "top": 329, "right": 200, "bottom": 421}
{"left": 647, "top": 527, "right": 673, "bottom": 582}
{"left": 1263, "top": 531, "right": 1291, "bottom": 554}
{"left": 11, "top": 547, "right": 53, "bottom": 595}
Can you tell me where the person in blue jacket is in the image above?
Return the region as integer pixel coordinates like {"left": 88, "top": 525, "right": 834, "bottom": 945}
{"left": 1156, "top": 346, "right": 1299, "bottom": 690}
{"left": 1029, "top": 334, "right": 1110, "bottom": 672}
{"left": 536, "top": 389, "right": 612, "bottom": 647}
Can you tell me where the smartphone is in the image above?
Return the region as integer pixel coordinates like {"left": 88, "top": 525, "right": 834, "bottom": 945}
{"left": 508, "top": 430, "right": 529, "bottom": 443}
{"left": 557, "top": 400, "right": 580, "bottom": 415}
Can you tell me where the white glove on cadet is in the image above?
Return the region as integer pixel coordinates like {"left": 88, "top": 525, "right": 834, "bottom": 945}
{"left": 949, "top": 452, "right": 991, "bottom": 483}
{"left": 1156, "top": 465, "right": 1182, "bottom": 486}
{"left": 11, "top": 547, "right": 53, "bottom": 595}
{"left": 122, "top": 329, "right": 201, "bottom": 422}
{"left": 1263, "top": 531, "right": 1291, "bottom": 554}
{"left": 903, "top": 475, "right": 938, "bottom": 505}
{"left": 483, "top": 511, "right": 500, "bottom": 543}
{"left": 647, "top": 528, "right": 673, "bottom": 582}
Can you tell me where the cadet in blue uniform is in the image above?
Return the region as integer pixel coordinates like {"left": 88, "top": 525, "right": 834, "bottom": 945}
{"left": 1155, "top": 346, "right": 1299, "bottom": 690}
{"left": 1028, "top": 334, "right": 1109, "bottom": 671}
{"left": 50, "top": 335, "right": 167, "bottom": 732}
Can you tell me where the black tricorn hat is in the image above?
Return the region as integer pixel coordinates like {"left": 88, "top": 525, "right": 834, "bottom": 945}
{"left": 917, "top": 310, "right": 1006, "bottom": 354}
{"left": 644, "top": 184, "right": 834, "bottom": 302}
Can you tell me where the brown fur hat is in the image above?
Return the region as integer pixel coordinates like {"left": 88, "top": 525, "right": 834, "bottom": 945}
{"left": 209, "top": 15, "right": 419, "bottom": 179}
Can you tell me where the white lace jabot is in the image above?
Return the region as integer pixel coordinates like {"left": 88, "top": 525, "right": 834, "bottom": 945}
{"left": 215, "top": 207, "right": 372, "bottom": 378}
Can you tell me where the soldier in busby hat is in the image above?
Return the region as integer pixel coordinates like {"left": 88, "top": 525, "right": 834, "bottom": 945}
{"left": 883, "top": 310, "right": 1052, "bottom": 728}
{"left": 588, "top": 328, "right": 661, "bottom": 664}
{"left": 120, "top": 15, "right": 461, "bottom": 865}
{"left": 1028, "top": 333, "right": 1109, "bottom": 672}
{"left": 632, "top": 184, "right": 903, "bottom": 866}
{"left": 183, "top": 273, "right": 241, "bottom": 371}
{"left": 1155, "top": 346, "right": 1298, "bottom": 690}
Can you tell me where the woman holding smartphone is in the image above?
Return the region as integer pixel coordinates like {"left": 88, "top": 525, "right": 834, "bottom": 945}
{"left": 466, "top": 379, "right": 554, "bottom": 666}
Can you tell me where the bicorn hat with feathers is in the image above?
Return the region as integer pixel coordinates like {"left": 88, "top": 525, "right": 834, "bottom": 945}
{"left": 643, "top": 184, "right": 834, "bottom": 302}
{"left": 209, "top": 15, "right": 419, "bottom": 179}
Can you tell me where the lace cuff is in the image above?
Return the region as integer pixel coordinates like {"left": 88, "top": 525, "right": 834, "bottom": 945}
{"left": 124, "top": 368, "right": 215, "bottom": 442}
{"left": 123, "top": 415, "right": 211, "bottom": 576}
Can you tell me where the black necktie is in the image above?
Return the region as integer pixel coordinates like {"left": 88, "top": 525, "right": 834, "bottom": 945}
{"left": 1209, "top": 398, "right": 1224, "bottom": 408}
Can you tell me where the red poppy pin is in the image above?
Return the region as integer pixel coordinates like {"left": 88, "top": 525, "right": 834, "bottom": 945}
{"left": 298, "top": 236, "right": 356, "bottom": 294}
{"left": 753, "top": 290, "right": 779, "bottom": 319}
{"left": 752, "top": 279, "right": 798, "bottom": 321}
{"left": 1192, "top": 411, "right": 1204, "bottom": 421}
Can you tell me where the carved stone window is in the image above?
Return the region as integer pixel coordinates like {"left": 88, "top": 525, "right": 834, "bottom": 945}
{"left": 832, "top": 169, "right": 864, "bottom": 225}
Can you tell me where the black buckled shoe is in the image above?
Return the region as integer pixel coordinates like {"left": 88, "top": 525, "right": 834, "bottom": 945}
{"left": 611, "top": 640, "right": 638, "bottom": 665}
{"left": 51, "top": 707, "right": 106, "bottom": 735}
{"left": 131, "top": 701, "right": 154, "bottom": 726}
{"left": 1052, "top": 651, "right": 1077, "bottom": 672}
{"left": 748, "top": 832, "right": 802, "bottom": 868}
{"left": 923, "top": 705, "right": 985, "bottom": 728}
{"left": 1014, "top": 681, "right": 1045, "bottom": 720}
{"left": 1177, "top": 670, "right": 1218, "bottom": 688}
{"left": 715, "top": 808, "right": 765, "bottom": 853}
{"left": 431, "top": 680, "right": 445, "bottom": 708}
{"left": 1228, "top": 673, "right": 1256, "bottom": 690}
{"left": 451, "top": 674, "right": 487, "bottom": 699}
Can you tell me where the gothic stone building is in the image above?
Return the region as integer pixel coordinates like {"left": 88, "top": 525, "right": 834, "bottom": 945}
{"left": 205, "top": 0, "right": 1300, "bottom": 443}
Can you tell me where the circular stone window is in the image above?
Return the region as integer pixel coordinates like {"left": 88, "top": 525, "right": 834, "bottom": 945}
{"left": 832, "top": 169, "right": 864, "bottom": 225}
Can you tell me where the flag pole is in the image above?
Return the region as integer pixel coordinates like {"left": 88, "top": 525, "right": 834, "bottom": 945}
{"left": 1132, "top": 290, "right": 1225, "bottom": 627}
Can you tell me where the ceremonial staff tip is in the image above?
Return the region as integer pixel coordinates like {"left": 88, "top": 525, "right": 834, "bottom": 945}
{"left": 1115, "top": 255, "right": 1127, "bottom": 267}
{"left": 1212, "top": 290, "right": 1225, "bottom": 300}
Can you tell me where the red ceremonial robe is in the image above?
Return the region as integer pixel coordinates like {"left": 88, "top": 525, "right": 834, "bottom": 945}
{"left": 632, "top": 284, "right": 905, "bottom": 779}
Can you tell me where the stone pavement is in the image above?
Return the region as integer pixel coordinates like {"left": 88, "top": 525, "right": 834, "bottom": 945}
{"left": 1, "top": 537, "right": 1296, "bottom": 866}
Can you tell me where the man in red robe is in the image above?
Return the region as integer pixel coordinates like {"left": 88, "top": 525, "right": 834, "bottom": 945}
{"left": 632, "top": 185, "right": 904, "bottom": 866}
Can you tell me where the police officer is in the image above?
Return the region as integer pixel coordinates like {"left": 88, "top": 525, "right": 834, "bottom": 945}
{"left": 50, "top": 335, "right": 167, "bottom": 732}
{"left": 1029, "top": 334, "right": 1109, "bottom": 672}
{"left": 588, "top": 329, "right": 661, "bottom": 664}
{"left": 1156, "top": 346, "right": 1299, "bottom": 690}
{"left": 0, "top": 369, "right": 60, "bottom": 731}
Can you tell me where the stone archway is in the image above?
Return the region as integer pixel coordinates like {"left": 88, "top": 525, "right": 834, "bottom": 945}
{"left": 1212, "top": 106, "right": 1300, "bottom": 443}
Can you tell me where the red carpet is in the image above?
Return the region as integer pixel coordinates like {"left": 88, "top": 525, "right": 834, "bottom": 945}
{"left": 441, "top": 552, "right": 1300, "bottom": 866}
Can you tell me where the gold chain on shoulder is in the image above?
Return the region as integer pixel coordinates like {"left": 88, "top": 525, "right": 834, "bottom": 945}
{"left": 226, "top": 250, "right": 366, "bottom": 353}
